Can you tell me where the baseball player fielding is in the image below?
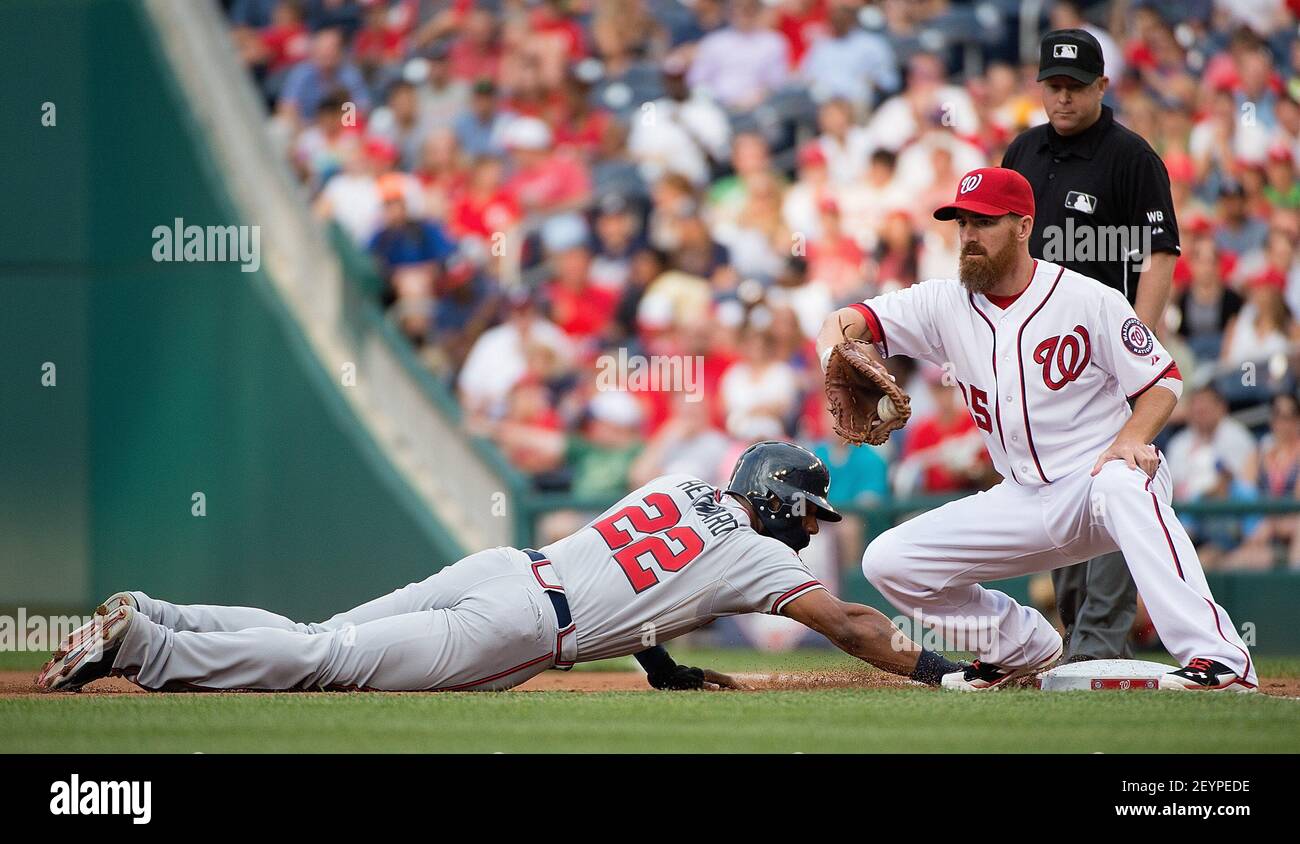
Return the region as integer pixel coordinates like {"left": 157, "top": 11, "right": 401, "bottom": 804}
{"left": 817, "top": 166, "right": 1255, "bottom": 692}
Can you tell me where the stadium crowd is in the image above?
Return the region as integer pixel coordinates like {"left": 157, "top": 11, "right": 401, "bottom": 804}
{"left": 224, "top": 0, "right": 1300, "bottom": 571}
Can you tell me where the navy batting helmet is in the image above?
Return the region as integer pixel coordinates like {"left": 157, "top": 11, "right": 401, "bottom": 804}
{"left": 726, "top": 441, "right": 841, "bottom": 551}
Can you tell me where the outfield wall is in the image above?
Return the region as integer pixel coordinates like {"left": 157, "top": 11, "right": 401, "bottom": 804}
{"left": 0, "top": 0, "right": 464, "bottom": 619}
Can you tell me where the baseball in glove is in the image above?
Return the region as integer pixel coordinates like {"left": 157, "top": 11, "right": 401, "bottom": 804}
{"left": 824, "top": 339, "right": 912, "bottom": 445}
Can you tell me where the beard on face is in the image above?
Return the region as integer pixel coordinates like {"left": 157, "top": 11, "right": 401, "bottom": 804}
{"left": 959, "top": 236, "right": 1018, "bottom": 293}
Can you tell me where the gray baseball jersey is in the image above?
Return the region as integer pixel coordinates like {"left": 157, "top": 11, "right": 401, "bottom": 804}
{"left": 543, "top": 474, "right": 826, "bottom": 661}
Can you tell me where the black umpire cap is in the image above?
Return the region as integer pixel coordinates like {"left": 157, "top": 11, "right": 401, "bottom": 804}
{"left": 1037, "top": 29, "right": 1105, "bottom": 85}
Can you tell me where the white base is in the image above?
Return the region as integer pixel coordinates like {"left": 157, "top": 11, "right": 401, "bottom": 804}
{"left": 1036, "top": 659, "right": 1175, "bottom": 692}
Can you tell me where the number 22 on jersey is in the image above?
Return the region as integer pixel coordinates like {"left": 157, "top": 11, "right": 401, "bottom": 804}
{"left": 592, "top": 492, "right": 705, "bottom": 593}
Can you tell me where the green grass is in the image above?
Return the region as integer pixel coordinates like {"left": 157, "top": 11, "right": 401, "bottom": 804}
{"left": 2, "top": 648, "right": 1297, "bottom": 753}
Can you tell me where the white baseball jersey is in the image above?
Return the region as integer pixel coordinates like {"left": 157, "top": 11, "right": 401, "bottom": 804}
{"left": 853, "top": 259, "right": 1182, "bottom": 485}
{"left": 542, "top": 474, "right": 825, "bottom": 661}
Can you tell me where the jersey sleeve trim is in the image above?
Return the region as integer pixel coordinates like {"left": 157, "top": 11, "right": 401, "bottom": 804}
{"left": 1127, "top": 361, "right": 1180, "bottom": 401}
{"left": 770, "top": 580, "right": 825, "bottom": 614}
{"left": 849, "top": 303, "right": 889, "bottom": 357}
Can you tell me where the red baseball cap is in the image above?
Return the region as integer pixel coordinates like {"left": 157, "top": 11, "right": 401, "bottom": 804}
{"left": 933, "top": 167, "right": 1036, "bottom": 221}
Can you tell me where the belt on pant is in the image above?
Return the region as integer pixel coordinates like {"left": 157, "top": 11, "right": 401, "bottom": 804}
{"left": 523, "top": 548, "right": 576, "bottom": 668}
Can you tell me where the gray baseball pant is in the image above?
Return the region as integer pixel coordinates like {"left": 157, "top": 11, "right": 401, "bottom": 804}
{"left": 1051, "top": 550, "right": 1138, "bottom": 659}
{"left": 110, "top": 547, "right": 568, "bottom": 691}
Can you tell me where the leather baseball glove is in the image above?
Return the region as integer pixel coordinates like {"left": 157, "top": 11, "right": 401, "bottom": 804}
{"left": 824, "top": 339, "right": 912, "bottom": 445}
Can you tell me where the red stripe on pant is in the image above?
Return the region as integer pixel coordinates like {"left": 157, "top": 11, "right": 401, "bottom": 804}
{"left": 1145, "top": 474, "right": 1252, "bottom": 683}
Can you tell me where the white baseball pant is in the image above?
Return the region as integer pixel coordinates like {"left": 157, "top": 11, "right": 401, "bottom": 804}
{"left": 862, "top": 457, "right": 1257, "bottom": 684}
{"left": 111, "top": 547, "right": 575, "bottom": 691}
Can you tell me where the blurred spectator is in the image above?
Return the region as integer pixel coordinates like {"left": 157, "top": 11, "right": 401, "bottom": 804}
{"left": 502, "top": 116, "right": 593, "bottom": 217}
{"left": 293, "top": 87, "right": 356, "bottom": 188}
{"left": 429, "top": 255, "right": 498, "bottom": 375}
{"left": 781, "top": 142, "right": 832, "bottom": 240}
{"left": 770, "top": 257, "right": 832, "bottom": 339}
{"left": 810, "top": 404, "right": 890, "bottom": 507}
{"left": 806, "top": 198, "right": 866, "bottom": 302}
{"left": 1219, "top": 266, "right": 1300, "bottom": 373}
{"left": 498, "top": 375, "right": 566, "bottom": 475}
{"left": 720, "top": 322, "right": 800, "bottom": 436}
{"left": 448, "top": 154, "right": 520, "bottom": 248}
{"left": 1214, "top": 181, "right": 1269, "bottom": 258}
{"left": 1174, "top": 238, "right": 1243, "bottom": 361}
{"left": 873, "top": 209, "right": 921, "bottom": 291}
{"left": 1165, "top": 384, "right": 1258, "bottom": 500}
{"left": 1181, "top": 459, "right": 1262, "bottom": 569}
{"left": 539, "top": 215, "right": 619, "bottom": 350}
{"left": 1221, "top": 392, "right": 1300, "bottom": 568}
{"left": 408, "top": 42, "right": 470, "bottom": 132}
{"left": 458, "top": 290, "right": 573, "bottom": 418}
{"left": 278, "top": 26, "right": 371, "bottom": 126}
{"left": 353, "top": 0, "right": 410, "bottom": 81}
{"left": 444, "top": 6, "right": 502, "bottom": 83}
{"left": 866, "top": 54, "right": 978, "bottom": 152}
{"left": 411, "top": 127, "right": 467, "bottom": 223}
{"left": 315, "top": 136, "right": 411, "bottom": 244}
{"left": 814, "top": 98, "right": 875, "bottom": 184}
{"left": 706, "top": 132, "right": 781, "bottom": 232}
{"left": 628, "top": 56, "right": 732, "bottom": 187}
{"left": 565, "top": 391, "right": 646, "bottom": 498}
{"left": 895, "top": 370, "right": 991, "bottom": 495}
{"left": 368, "top": 177, "right": 455, "bottom": 313}
{"left": 237, "top": 0, "right": 310, "bottom": 88}
{"left": 838, "top": 148, "right": 907, "bottom": 253}
{"left": 687, "top": 0, "right": 791, "bottom": 111}
{"left": 549, "top": 73, "right": 614, "bottom": 160}
{"left": 629, "top": 392, "right": 731, "bottom": 487}
{"left": 367, "top": 79, "right": 427, "bottom": 170}
{"left": 452, "top": 78, "right": 511, "bottom": 158}
{"left": 798, "top": 3, "right": 898, "bottom": 109}
{"left": 587, "top": 193, "right": 646, "bottom": 291}
{"left": 711, "top": 171, "right": 789, "bottom": 282}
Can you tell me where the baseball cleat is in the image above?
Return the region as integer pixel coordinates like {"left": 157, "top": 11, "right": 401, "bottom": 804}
{"left": 37, "top": 604, "right": 135, "bottom": 692}
{"left": 941, "top": 643, "right": 1063, "bottom": 691}
{"left": 49, "top": 592, "right": 138, "bottom": 660}
{"left": 1159, "top": 658, "right": 1255, "bottom": 693}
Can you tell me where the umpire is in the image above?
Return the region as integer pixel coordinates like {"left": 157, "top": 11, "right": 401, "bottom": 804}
{"left": 1002, "top": 29, "right": 1180, "bottom": 662}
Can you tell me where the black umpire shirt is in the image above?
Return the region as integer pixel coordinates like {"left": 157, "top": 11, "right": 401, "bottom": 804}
{"left": 1001, "top": 105, "right": 1180, "bottom": 304}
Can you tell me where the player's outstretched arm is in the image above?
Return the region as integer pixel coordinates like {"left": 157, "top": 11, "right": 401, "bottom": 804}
{"left": 781, "top": 589, "right": 963, "bottom": 686}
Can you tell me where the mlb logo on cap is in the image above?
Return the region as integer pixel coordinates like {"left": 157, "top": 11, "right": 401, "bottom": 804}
{"left": 1038, "top": 29, "right": 1104, "bottom": 85}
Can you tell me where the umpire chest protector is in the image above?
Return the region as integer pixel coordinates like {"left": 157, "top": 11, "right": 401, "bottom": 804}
{"left": 1002, "top": 105, "right": 1180, "bottom": 303}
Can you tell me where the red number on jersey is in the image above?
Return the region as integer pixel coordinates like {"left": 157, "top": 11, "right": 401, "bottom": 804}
{"left": 967, "top": 385, "right": 993, "bottom": 434}
{"left": 592, "top": 493, "right": 706, "bottom": 593}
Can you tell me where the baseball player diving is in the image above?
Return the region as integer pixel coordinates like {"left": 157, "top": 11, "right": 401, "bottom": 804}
{"left": 818, "top": 166, "right": 1256, "bottom": 692}
{"left": 38, "top": 442, "right": 968, "bottom": 693}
